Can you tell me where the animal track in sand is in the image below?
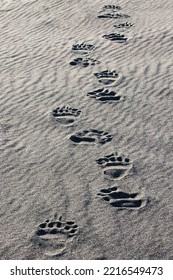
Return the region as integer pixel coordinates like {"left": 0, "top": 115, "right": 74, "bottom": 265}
{"left": 69, "top": 129, "right": 113, "bottom": 145}
{"left": 114, "top": 22, "right": 133, "bottom": 29}
{"left": 69, "top": 57, "right": 100, "bottom": 68}
{"left": 34, "top": 216, "right": 78, "bottom": 257}
{"left": 0, "top": 0, "right": 37, "bottom": 11}
{"left": 102, "top": 5, "right": 122, "bottom": 11}
{"left": 102, "top": 33, "right": 128, "bottom": 42}
{"left": 94, "top": 70, "right": 120, "bottom": 85}
{"left": 97, "top": 186, "right": 146, "bottom": 209}
{"left": 87, "top": 88, "right": 124, "bottom": 103}
{"left": 72, "top": 42, "right": 95, "bottom": 55}
{"left": 51, "top": 106, "right": 81, "bottom": 125}
{"left": 96, "top": 152, "right": 133, "bottom": 180}
{"left": 97, "top": 13, "right": 130, "bottom": 19}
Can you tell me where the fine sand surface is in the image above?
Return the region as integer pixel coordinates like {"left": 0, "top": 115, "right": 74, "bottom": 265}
{"left": 0, "top": 0, "right": 173, "bottom": 260}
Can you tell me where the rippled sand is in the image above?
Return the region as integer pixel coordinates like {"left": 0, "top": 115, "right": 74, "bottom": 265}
{"left": 0, "top": 0, "right": 173, "bottom": 259}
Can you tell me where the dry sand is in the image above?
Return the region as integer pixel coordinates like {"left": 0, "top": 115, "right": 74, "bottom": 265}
{"left": 0, "top": 0, "right": 173, "bottom": 260}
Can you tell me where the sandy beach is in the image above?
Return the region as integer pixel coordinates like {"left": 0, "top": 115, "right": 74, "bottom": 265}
{"left": 0, "top": 0, "right": 173, "bottom": 260}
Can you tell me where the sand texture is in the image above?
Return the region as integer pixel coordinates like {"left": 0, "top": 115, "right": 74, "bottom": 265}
{"left": 0, "top": 0, "right": 173, "bottom": 260}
